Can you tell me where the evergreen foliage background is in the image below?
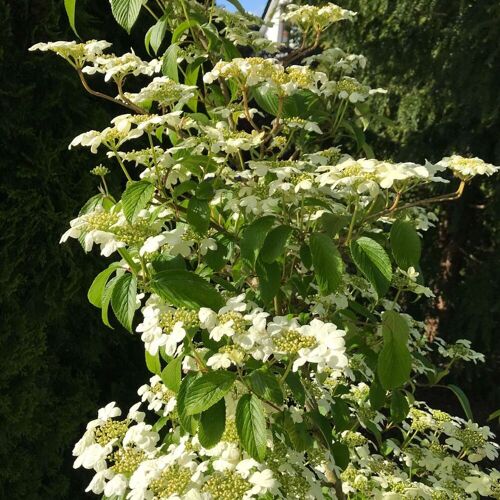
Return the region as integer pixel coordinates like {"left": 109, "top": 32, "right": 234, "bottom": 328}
{"left": 0, "top": 0, "right": 498, "bottom": 497}
{"left": 329, "top": 0, "right": 500, "bottom": 417}
{"left": 0, "top": 1, "right": 146, "bottom": 498}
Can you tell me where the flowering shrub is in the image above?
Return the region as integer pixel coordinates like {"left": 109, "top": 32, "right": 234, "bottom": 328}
{"left": 31, "top": 1, "right": 500, "bottom": 498}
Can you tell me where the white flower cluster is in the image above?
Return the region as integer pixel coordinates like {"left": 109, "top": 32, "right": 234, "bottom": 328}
{"left": 337, "top": 401, "right": 499, "bottom": 498}
{"left": 137, "top": 293, "right": 348, "bottom": 375}
{"left": 203, "top": 58, "right": 327, "bottom": 96}
{"left": 82, "top": 51, "right": 161, "bottom": 82}
{"left": 29, "top": 40, "right": 112, "bottom": 67}
{"left": 438, "top": 155, "right": 499, "bottom": 179}
{"left": 73, "top": 391, "right": 340, "bottom": 500}
{"left": 283, "top": 3, "right": 357, "bottom": 31}
{"left": 123, "top": 77, "right": 198, "bottom": 109}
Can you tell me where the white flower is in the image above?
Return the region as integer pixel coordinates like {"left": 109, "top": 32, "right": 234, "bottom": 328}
{"left": 104, "top": 474, "right": 128, "bottom": 497}
{"left": 123, "top": 422, "right": 159, "bottom": 452}
{"left": 98, "top": 401, "right": 122, "bottom": 421}
{"left": 438, "top": 155, "right": 499, "bottom": 178}
{"left": 73, "top": 442, "right": 113, "bottom": 470}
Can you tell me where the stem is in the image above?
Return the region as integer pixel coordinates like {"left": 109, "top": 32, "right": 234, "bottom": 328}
{"left": 76, "top": 69, "right": 144, "bottom": 114}
{"left": 118, "top": 248, "right": 140, "bottom": 274}
{"left": 111, "top": 148, "right": 133, "bottom": 182}
{"left": 345, "top": 201, "right": 359, "bottom": 245}
{"left": 364, "top": 180, "right": 466, "bottom": 224}
{"left": 242, "top": 86, "right": 260, "bottom": 131}
{"left": 280, "top": 359, "right": 293, "bottom": 384}
{"left": 115, "top": 77, "right": 147, "bottom": 115}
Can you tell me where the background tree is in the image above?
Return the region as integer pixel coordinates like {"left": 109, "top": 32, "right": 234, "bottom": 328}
{"left": 0, "top": 1, "right": 146, "bottom": 498}
{"left": 325, "top": 0, "right": 500, "bottom": 419}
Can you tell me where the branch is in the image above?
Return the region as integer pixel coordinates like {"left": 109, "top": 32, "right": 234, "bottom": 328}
{"left": 76, "top": 69, "right": 145, "bottom": 115}
{"left": 363, "top": 180, "right": 466, "bottom": 225}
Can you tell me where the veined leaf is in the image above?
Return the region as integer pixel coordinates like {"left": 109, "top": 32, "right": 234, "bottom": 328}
{"left": 377, "top": 310, "right": 411, "bottom": 390}
{"left": 248, "top": 369, "right": 283, "bottom": 405}
{"left": 145, "top": 351, "right": 161, "bottom": 375}
{"left": 259, "top": 225, "right": 292, "bottom": 263}
{"left": 183, "top": 371, "right": 236, "bottom": 415}
{"left": 161, "top": 356, "right": 183, "bottom": 393}
{"left": 177, "top": 374, "right": 200, "bottom": 434}
{"left": 101, "top": 275, "right": 119, "bottom": 329}
{"left": 198, "top": 398, "right": 226, "bottom": 449}
{"left": 87, "top": 263, "right": 121, "bottom": 308}
{"left": 255, "top": 259, "right": 281, "bottom": 305}
{"left": 122, "top": 180, "right": 155, "bottom": 223}
{"left": 187, "top": 198, "right": 210, "bottom": 235}
{"left": 350, "top": 236, "right": 392, "bottom": 298}
{"left": 110, "top": 273, "right": 137, "bottom": 332}
{"left": 172, "top": 19, "right": 200, "bottom": 43}
{"left": 110, "top": 0, "right": 143, "bottom": 33}
{"left": 236, "top": 394, "right": 267, "bottom": 461}
{"left": 162, "top": 43, "right": 180, "bottom": 82}
{"left": 151, "top": 270, "right": 224, "bottom": 310}
{"left": 390, "top": 390, "right": 409, "bottom": 423}
{"left": 149, "top": 15, "right": 169, "bottom": 54}
{"left": 240, "top": 216, "right": 275, "bottom": 269}
{"left": 310, "top": 233, "right": 344, "bottom": 294}
{"left": 390, "top": 219, "right": 422, "bottom": 270}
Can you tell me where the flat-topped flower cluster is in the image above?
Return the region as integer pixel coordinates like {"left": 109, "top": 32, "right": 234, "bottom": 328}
{"left": 32, "top": 1, "right": 500, "bottom": 498}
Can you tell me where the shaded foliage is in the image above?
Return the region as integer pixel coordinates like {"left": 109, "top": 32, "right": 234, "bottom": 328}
{"left": 0, "top": 1, "right": 146, "bottom": 497}
{"left": 329, "top": 0, "right": 500, "bottom": 416}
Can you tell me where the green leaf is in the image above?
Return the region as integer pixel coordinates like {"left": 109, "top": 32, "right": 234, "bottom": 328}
{"left": 446, "top": 384, "right": 474, "bottom": 421}
{"left": 259, "top": 225, "right": 292, "bottom": 263}
{"left": 87, "top": 263, "right": 121, "bottom": 308}
{"left": 283, "top": 413, "right": 312, "bottom": 452}
{"left": 285, "top": 371, "right": 305, "bottom": 405}
{"left": 320, "top": 213, "right": 350, "bottom": 236}
{"left": 331, "top": 442, "right": 350, "bottom": 469}
{"left": 187, "top": 198, "right": 210, "bottom": 235}
{"left": 172, "top": 19, "right": 200, "bottom": 43}
{"left": 350, "top": 236, "right": 392, "bottom": 298}
{"left": 236, "top": 394, "right": 267, "bottom": 461}
{"left": 248, "top": 369, "right": 283, "bottom": 405}
{"left": 161, "top": 356, "right": 183, "bottom": 393}
{"left": 149, "top": 14, "right": 169, "bottom": 54}
{"left": 122, "top": 180, "right": 155, "bottom": 223}
{"left": 177, "top": 374, "right": 200, "bottom": 434}
{"left": 377, "top": 310, "right": 411, "bottom": 390}
{"left": 488, "top": 409, "right": 500, "bottom": 423}
{"left": 240, "top": 216, "right": 275, "bottom": 269}
{"left": 331, "top": 398, "right": 351, "bottom": 432}
{"left": 369, "top": 379, "right": 386, "bottom": 410}
{"left": 151, "top": 270, "right": 224, "bottom": 310}
{"left": 252, "top": 88, "right": 321, "bottom": 120}
{"left": 255, "top": 259, "right": 281, "bottom": 304}
{"left": 310, "top": 233, "right": 344, "bottom": 295}
{"left": 198, "top": 398, "right": 226, "bottom": 449}
{"left": 110, "top": 273, "right": 137, "bottom": 332}
{"left": 390, "top": 220, "right": 421, "bottom": 270}
{"left": 152, "top": 254, "right": 186, "bottom": 273}
{"left": 145, "top": 351, "right": 161, "bottom": 375}
{"left": 184, "top": 371, "right": 236, "bottom": 415}
{"left": 79, "top": 193, "right": 106, "bottom": 216}
{"left": 162, "top": 43, "right": 180, "bottom": 82}
{"left": 299, "top": 243, "right": 312, "bottom": 269}
{"left": 390, "top": 390, "right": 409, "bottom": 423}
{"left": 110, "top": 0, "right": 143, "bottom": 33}
{"left": 101, "top": 275, "right": 119, "bottom": 328}
{"left": 64, "top": 0, "right": 79, "bottom": 37}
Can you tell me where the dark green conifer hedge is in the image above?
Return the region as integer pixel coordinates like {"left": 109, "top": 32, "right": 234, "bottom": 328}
{"left": 0, "top": 1, "right": 145, "bottom": 497}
